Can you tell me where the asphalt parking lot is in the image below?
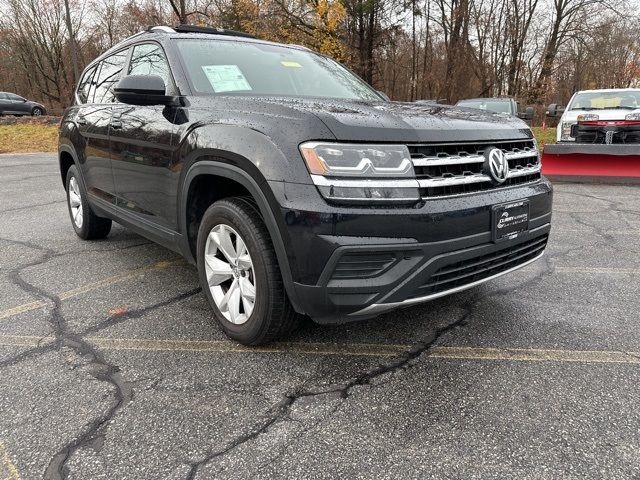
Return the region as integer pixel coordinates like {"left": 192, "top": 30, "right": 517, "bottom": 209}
{"left": 1, "top": 153, "right": 639, "bottom": 479}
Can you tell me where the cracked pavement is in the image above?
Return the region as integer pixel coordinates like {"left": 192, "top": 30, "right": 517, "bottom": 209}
{"left": 1, "top": 153, "right": 640, "bottom": 479}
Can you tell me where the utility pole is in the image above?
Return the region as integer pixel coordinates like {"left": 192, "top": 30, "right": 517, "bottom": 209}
{"left": 64, "top": 0, "right": 80, "bottom": 83}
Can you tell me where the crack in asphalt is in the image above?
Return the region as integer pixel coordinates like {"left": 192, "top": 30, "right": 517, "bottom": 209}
{"left": 0, "top": 235, "right": 199, "bottom": 479}
{"left": 0, "top": 200, "right": 67, "bottom": 214}
{"left": 185, "top": 253, "right": 558, "bottom": 479}
{"left": 2, "top": 244, "right": 133, "bottom": 480}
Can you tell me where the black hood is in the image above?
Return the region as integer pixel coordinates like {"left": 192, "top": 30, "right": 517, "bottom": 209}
{"left": 280, "top": 98, "right": 533, "bottom": 143}
{"left": 188, "top": 96, "right": 533, "bottom": 145}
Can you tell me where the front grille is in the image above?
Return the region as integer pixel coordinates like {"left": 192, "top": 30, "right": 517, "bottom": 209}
{"left": 408, "top": 235, "right": 548, "bottom": 299}
{"left": 331, "top": 252, "right": 397, "bottom": 279}
{"left": 408, "top": 140, "right": 541, "bottom": 197}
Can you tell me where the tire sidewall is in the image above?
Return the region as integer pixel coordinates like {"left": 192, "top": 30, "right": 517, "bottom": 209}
{"left": 65, "top": 165, "right": 89, "bottom": 238}
{"left": 197, "top": 202, "right": 271, "bottom": 343}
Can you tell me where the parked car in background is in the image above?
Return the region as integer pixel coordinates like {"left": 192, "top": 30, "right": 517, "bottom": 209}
{"left": 0, "top": 92, "right": 46, "bottom": 116}
{"left": 546, "top": 88, "right": 640, "bottom": 143}
{"left": 456, "top": 97, "right": 533, "bottom": 121}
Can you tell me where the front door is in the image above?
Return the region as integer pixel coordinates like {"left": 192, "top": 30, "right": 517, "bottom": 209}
{"left": 110, "top": 42, "right": 180, "bottom": 231}
{"left": 77, "top": 50, "right": 129, "bottom": 204}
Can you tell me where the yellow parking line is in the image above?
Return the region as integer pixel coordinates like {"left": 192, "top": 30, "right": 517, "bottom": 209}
{"left": 429, "top": 346, "right": 640, "bottom": 364}
{"left": 1, "top": 334, "right": 640, "bottom": 364}
{"left": 0, "top": 259, "right": 186, "bottom": 320}
{"left": 0, "top": 441, "right": 21, "bottom": 480}
{"left": 555, "top": 266, "right": 640, "bottom": 275}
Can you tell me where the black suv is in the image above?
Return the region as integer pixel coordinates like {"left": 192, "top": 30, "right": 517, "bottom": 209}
{"left": 58, "top": 25, "right": 552, "bottom": 345}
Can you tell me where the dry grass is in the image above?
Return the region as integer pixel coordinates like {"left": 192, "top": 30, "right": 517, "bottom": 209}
{"left": 531, "top": 126, "right": 556, "bottom": 147}
{"left": 0, "top": 124, "right": 58, "bottom": 154}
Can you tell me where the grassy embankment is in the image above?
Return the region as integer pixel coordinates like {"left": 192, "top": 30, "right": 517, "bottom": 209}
{"left": 0, "top": 122, "right": 557, "bottom": 155}
{"left": 0, "top": 122, "right": 59, "bottom": 154}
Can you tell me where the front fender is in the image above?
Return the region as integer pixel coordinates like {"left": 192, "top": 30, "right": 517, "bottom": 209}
{"left": 177, "top": 126, "right": 307, "bottom": 313}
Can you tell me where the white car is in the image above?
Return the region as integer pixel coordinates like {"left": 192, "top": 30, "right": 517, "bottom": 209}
{"left": 550, "top": 88, "right": 640, "bottom": 143}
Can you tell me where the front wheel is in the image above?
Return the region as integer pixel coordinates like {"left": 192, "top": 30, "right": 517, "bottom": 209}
{"left": 197, "top": 198, "right": 300, "bottom": 345}
{"left": 31, "top": 107, "right": 43, "bottom": 116}
{"left": 66, "top": 165, "right": 112, "bottom": 239}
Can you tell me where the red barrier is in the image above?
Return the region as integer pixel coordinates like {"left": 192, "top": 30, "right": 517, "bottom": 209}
{"left": 541, "top": 143, "right": 640, "bottom": 183}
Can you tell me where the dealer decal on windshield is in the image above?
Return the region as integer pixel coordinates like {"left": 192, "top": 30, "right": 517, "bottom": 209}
{"left": 201, "top": 65, "right": 252, "bottom": 93}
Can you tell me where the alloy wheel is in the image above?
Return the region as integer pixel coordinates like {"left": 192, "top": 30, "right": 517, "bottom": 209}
{"left": 204, "top": 224, "right": 256, "bottom": 325}
{"left": 68, "top": 177, "right": 83, "bottom": 228}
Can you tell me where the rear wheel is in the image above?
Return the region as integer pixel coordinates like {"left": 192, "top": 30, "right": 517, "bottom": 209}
{"left": 66, "top": 165, "right": 112, "bottom": 240}
{"left": 197, "top": 198, "right": 300, "bottom": 345}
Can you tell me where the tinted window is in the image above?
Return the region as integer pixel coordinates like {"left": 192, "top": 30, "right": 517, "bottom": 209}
{"left": 7, "top": 93, "right": 24, "bottom": 102}
{"left": 77, "top": 65, "right": 98, "bottom": 104}
{"left": 175, "top": 39, "right": 380, "bottom": 100}
{"left": 94, "top": 50, "right": 128, "bottom": 104}
{"left": 128, "top": 43, "right": 172, "bottom": 88}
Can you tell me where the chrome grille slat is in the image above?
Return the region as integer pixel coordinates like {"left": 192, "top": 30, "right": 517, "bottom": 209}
{"left": 412, "top": 154, "right": 485, "bottom": 167}
{"left": 409, "top": 139, "right": 541, "bottom": 198}
{"left": 418, "top": 174, "right": 491, "bottom": 188}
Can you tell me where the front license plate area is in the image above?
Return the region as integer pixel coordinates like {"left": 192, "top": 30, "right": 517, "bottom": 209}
{"left": 492, "top": 200, "right": 530, "bottom": 242}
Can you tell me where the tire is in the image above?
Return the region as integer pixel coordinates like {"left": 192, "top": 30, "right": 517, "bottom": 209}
{"left": 65, "top": 165, "right": 112, "bottom": 240}
{"left": 32, "top": 107, "right": 43, "bottom": 116}
{"left": 197, "top": 197, "right": 300, "bottom": 345}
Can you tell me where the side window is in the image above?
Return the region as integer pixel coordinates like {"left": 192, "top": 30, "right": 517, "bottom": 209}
{"left": 93, "top": 50, "right": 128, "bottom": 104}
{"left": 128, "top": 44, "right": 172, "bottom": 89}
{"left": 7, "top": 93, "right": 23, "bottom": 102}
{"left": 0, "top": 93, "right": 8, "bottom": 100}
{"left": 77, "top": 65, "right": 97, "bottom": 104}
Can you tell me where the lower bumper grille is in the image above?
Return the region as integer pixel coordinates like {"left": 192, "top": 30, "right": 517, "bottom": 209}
{"left": 408, "top": 235, "right": 548, "bottom": 299}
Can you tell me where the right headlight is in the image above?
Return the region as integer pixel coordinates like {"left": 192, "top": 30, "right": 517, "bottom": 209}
{"left": 299, "top": 142, "right": 420, "bottom": 204}
{"left": 560, "top": 122, "right": 575, "bottom": 141}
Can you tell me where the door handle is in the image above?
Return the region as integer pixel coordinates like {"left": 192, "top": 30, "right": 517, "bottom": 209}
{"left": 76, "top": 115, "right": 87, "bottom": 125}
{"left": 111, "top": 119, "right": 122, "bottom": 129}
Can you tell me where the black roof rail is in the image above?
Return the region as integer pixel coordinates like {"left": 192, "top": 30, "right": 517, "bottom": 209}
{"left": 173, "top": 24, "right": 255, "bottom": 38}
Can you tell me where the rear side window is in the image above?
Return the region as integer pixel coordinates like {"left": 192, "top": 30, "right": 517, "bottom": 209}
{"left": 77, "top": 65, "right": 98, "bottom": 104}
{"left": 128, "top": 43, "right": 172, "bottom": 89}
{"left": 94, "top": 50, "right": 128, "bottom": 104}
{"left": 0, "top": 93, "right": 7, "bottom": 100}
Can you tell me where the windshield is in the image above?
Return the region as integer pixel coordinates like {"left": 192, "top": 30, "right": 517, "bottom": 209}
{"left": 569, "top": 91, "right": 640, "bottom": 110}
{"left": 456, "top": 99, "right": 512, "bottom": 114}
{"left": 176, "top": 39, "right": 381, "bottom": 101}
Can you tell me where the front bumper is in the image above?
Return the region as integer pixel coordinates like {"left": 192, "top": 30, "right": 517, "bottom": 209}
{"left": 273, "top": 178, "right": 552, "bottom": 323}
{"left": 293, "top": 221, "right": 549, "bottom": 323}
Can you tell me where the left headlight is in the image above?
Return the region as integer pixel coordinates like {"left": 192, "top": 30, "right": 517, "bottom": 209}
{"left": 299, "top": 142, "right": 420, "bottom": 204}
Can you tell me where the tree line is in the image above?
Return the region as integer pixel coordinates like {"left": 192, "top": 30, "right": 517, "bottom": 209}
{"left": 0, "top": 0, "right": 637, "bottom": 115}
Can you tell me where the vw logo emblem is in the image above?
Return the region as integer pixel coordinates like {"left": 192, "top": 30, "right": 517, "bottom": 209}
{"left": 484, "top": 147, "right": 509, "bottom": 184}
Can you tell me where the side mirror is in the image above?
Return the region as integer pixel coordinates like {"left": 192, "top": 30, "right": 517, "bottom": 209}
{"left": 546, "top": 103, "right": 565, "bottom": 118}
{"left": 114, "top": 75, "right": 178, "bottom": 106}
{"left": 377, "top": 90, "right": 390, "bottom": 101}
{"left": 518, "top": 106, "right": 534, "bottom": 120}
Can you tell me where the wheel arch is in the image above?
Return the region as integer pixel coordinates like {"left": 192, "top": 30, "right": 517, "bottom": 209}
{"left": 58, "top": 145, "right": 80, "bottom": 187}
{"left": 179, "top": 158, "right": 303, "bottom": 314}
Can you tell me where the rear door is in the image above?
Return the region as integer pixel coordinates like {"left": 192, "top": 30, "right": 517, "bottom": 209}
{"left": 110, "top": 42, "right": 179, "bottom": 231}
{"left": 77, "top": 50, "right": 129, "bottom": 204}
{"left": 6, "top": 94, "right": 31, "bottom": 115}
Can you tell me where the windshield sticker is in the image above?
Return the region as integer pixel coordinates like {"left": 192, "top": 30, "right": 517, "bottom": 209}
{"left": 281, "top": 61, "right": 302, "bottom": 68}
{"left": 201, "top": 65, "right": 252, "bottom": 93}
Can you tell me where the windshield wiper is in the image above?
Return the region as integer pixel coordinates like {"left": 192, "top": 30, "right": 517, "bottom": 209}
{"left": 571, "top": 107, "right": 600, "bottom": 111}
{"left": 611, "top": 105, "right": 636, "bottom": 110}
